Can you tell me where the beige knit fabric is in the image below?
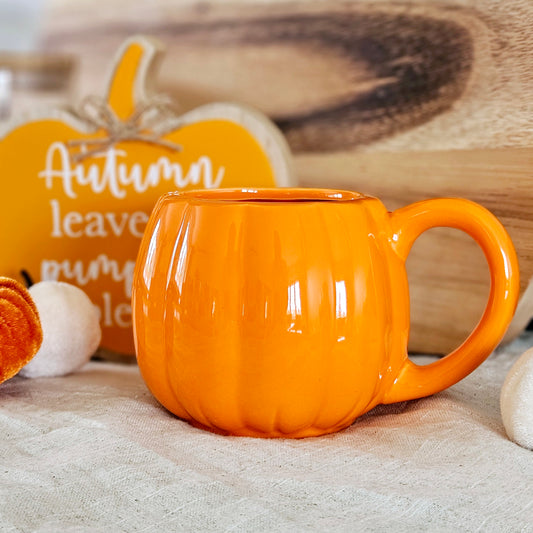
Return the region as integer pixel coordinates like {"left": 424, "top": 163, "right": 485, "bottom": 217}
{"left": 1, "top": 334, "right": 532, "bottom": 532}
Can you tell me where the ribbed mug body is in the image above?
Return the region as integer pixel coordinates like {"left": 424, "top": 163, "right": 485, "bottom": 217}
{"left": 132, "top": 189, "right": 408, "bottom": 438}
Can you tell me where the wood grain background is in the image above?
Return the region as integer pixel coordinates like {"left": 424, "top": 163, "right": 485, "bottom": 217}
{"left": 40, "top": 0, "right": 533, "bottom": 354}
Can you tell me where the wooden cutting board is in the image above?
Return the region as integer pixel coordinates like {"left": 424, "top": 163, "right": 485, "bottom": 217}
{"left": 42, "top": 0, "right": 533, "bottom": 353}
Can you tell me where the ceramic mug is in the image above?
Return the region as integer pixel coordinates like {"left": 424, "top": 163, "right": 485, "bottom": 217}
{"left": 132, "top": 188, "right": 519, "bottom": 438}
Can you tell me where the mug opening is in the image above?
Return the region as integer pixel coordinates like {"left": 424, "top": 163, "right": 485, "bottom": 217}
{"left": 164, "top": 188, "right": 365, "bottom": 203}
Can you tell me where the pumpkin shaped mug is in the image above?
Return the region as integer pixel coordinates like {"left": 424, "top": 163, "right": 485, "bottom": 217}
{"left": 132, "top": 188, "right": 519, "bottom": 438}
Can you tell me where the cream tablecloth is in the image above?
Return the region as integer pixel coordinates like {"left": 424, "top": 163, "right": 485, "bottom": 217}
{"left": 1, "top": 334, "right": 532, "bottom": 532}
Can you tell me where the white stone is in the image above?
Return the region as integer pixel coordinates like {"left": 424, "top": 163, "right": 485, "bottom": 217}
{"left": 500, "top": 347, "right": 533, "bottom": 450}
{"left": 19, "top": 281, "right": 101, "bottom": 378}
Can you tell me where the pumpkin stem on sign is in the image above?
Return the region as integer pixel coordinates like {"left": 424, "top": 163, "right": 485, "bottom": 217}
{"left": 106, "top": 37, "right": 165, "bottom": 121}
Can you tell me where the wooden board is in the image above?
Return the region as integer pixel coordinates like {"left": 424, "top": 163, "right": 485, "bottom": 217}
{"left": 41, "top": 0, "right": 533, "bottom": 353}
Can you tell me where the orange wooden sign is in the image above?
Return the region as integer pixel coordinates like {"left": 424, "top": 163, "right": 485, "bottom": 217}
{"left": 0, "top": 36, "right": 294, "bottom": 355}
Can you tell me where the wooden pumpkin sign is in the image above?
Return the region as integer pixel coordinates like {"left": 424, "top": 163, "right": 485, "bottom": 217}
{"left": 0, "top": 36, "right": 294, "bottom": 355}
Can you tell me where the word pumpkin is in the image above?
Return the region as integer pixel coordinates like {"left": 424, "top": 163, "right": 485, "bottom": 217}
{"left": 0, "top": 36, "right": 293, "bottom": 354}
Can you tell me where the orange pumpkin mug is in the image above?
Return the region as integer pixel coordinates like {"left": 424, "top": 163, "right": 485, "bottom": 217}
{"left": 132, "top": 188, "right": 519, "bottom": 438}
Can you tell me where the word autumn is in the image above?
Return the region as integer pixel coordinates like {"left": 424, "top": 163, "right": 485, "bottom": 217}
{"left": 38, "top": 142, "right": 225, "bottom": 198}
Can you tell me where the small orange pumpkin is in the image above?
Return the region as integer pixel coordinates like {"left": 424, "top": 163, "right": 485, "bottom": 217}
{"left": 0, "top": 277, "right": 42, "bottom": 383}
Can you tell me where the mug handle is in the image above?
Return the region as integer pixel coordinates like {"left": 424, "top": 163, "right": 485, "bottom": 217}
{"left": 384, "top": 198, "right": 520, "bottom": 404}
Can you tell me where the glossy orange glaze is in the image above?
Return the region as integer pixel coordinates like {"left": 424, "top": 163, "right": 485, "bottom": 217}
{"left": 132, "top": 188, "right": 519, "bottom": 438}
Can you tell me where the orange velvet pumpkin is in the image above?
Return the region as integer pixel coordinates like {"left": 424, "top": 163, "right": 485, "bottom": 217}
{"left": 0, "top": 278, "right": 42, "bottom": 383}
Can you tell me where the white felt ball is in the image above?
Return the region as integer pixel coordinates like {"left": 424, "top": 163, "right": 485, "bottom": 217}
{"left": 500, "top": 347, "right": 533, "bottom": 450}
{"left": 18, "top": 281, "right": 101, "bottom": 378}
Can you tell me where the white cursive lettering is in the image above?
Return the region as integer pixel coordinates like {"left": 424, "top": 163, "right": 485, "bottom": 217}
{"left": 41, "top": 255, "right": 135, "bottom": 297}
{"left": 39, "top": 142, "right": 226, "bottom": 199}
{"left": 49, "top": 199, "right": 149, "bottom": 239}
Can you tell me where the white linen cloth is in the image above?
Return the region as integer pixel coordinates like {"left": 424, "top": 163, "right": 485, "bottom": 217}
{"left": 1, "top": 334, "right": 532, "bottom": 532}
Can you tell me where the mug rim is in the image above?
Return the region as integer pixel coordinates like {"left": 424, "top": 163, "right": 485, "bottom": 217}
{"left": 160, "top": 188, "right": 366, "bottom": 203}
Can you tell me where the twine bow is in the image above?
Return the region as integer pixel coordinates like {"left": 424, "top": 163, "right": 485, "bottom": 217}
{"left": 67, "top": 94, "right": 182, "bottom": 163}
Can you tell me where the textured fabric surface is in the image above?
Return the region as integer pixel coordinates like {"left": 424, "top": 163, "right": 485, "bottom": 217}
{"left": 1, "top": 335, "right": 532, "bottom": 532}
